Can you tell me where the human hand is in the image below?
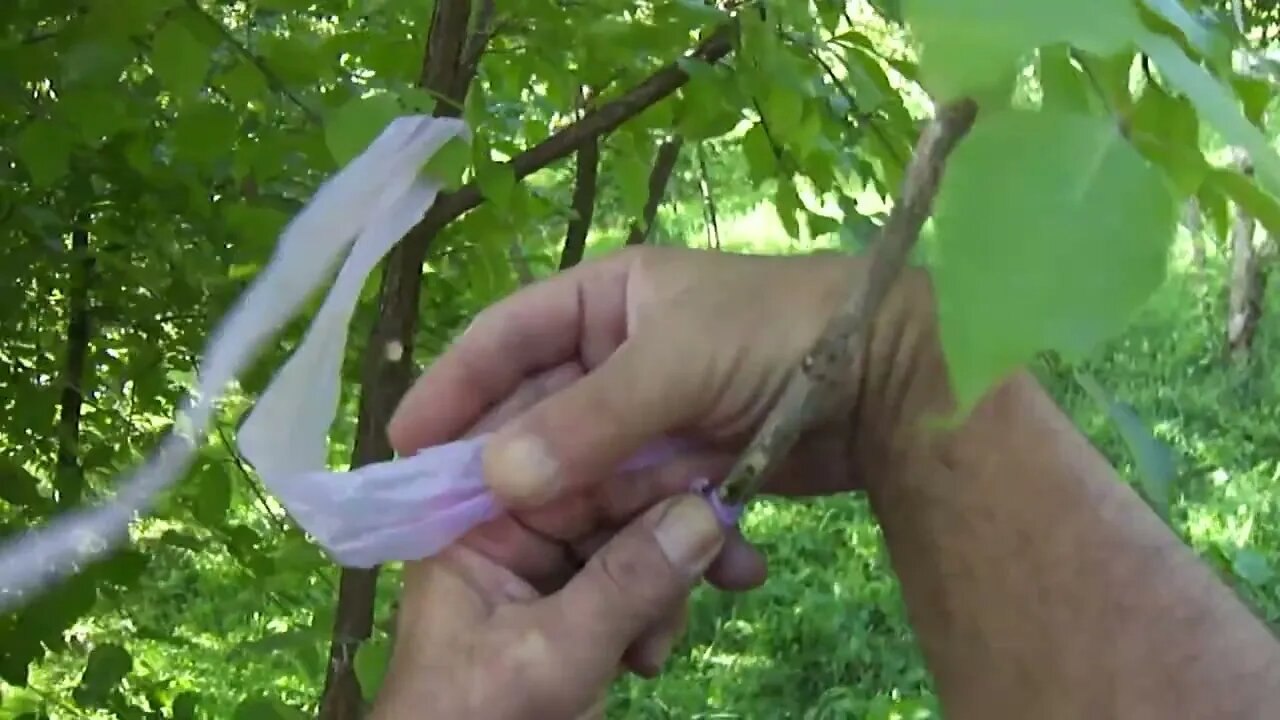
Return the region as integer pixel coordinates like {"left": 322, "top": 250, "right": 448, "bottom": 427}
{"left": 389, "top": 246, "right": 938, "bottom": 511}
{"left": 369, "top": 493, "right": 727, "bottom": 720}
{"left": 389, "top": 359, "right": 769, "bottom": 678}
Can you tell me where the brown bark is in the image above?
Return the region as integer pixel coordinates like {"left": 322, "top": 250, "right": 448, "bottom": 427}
{"left": 559, "top": 138, "right": 600, "bottom": 270}
{"left": 316, "top": 2, "right": 489, "bottom": 718}
{"left": 627, "top": 137, "right": 684, "bottom": 246}
{"left": 54, "top": 222, "right": 93, "bottom": 507}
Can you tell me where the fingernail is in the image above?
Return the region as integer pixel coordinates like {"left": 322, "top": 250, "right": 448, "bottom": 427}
{"left": 484, "top": 433, "right": 561, "bottom": 505}
{"left": 654, "top": 495, "right": 724, "bottom": 577}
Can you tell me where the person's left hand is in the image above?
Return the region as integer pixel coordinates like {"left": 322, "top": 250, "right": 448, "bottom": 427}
{"left": 369, "top": 491, "right": 727, "bottom": 720}
{"left": 385, "top": 362, "right": 768, "bottom": 677}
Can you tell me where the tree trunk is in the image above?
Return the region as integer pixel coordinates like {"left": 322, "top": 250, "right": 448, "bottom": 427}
{"left": 627, "top": 137, "right": 684, "bottom": 246}
{"left": 316, "top": 2, "right": 489, "bottom": 718}
{"left": 559, "top": 138, "right": 600, "bottom": 270}
{"left": 1184, "top": 195, "right": 1205, "bottom": 272}
{"left": 1226, "top": 155, "right": 1268, "bottom": 363}
{"left": 55, "top": 222, "right": 93, "bottom": 507}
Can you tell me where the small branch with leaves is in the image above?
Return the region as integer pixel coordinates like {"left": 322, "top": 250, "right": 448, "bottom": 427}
{"left": 717, "top": 98, "right": 979, "bottom": 507}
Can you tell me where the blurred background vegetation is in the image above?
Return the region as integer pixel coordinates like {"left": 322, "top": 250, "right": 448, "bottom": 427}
{"left": 4, "top": 0, "right": 1280, "bottom": 718}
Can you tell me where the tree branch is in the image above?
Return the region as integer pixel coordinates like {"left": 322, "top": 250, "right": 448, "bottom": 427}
{"left": 424, "top": 20, "right": 736, "bottom": 229}
{"left": 628, "top": 137, "right": 684, "bottom": 245}
{"left": 54, "top": 221, "right": 94, "bottom": 508}
{"left": 560, "top": 137, "right": 600, "bottom": 269}
{"left": 717, "top": 99, "right": 979, "bottom": 506}
{"left": 317, "top": 2, "right": 488, "bottom": 718}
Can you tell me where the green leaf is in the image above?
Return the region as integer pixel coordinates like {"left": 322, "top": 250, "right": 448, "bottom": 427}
{"left": 1206, "top": 169, "right": 1280, "bottom": 239}
{"left": 325, "top": 94, "right": 402, "bottom": 166}
{"left": 15, "top": 120, "right": 73, "bottom": 188}
{"left": 219, "top": 63, "right": 272, "bottom": 108}
{"left": 233, "top": 698, "right": 304, "bottom": 720}
{"left": 151, "top": 20, "right": 211, "bottom": 99}
{"left": 475, "top": 159, "right": 517, "bottom": 211}
{"left": 171, "top": 103, "right": 240, "bottom": 167}
{"left": 171, "top": 692, "right": 199, "bottom": 720}
{"left": 73, "top": 644, "right": 132, "bottom": 708}
{"left": 933, "top": 110, "right": 1177, "bottom": 411}
{"left": 742, "top": 124, "right": 778, "bottom": 182}
{"left": 761, "top": 83, "right": 804, "bottom": 142}
{"left": 354, "top": 634, "right": 391, "bottom": 701}
{"left": 1139, "top": 31, "right": 1280, "bottom": 196}
{"left": 1130, "top": 81, "right": 1207, "bottom": 195}
{"left": 1038, "top": 45, "right": 1093, "bottom": 114}
{"left": 1197, "top": 177, "right": 1230, "bottom": 240}
{"left": 905, "top": 0, "right": 1142, "bottom": 100}
{"left": 808, "top": 212, "right": 840, "bottom": 238}
{"left": 191, "top": 464, "right": 231, "bottom": 526}
{"left": 1230, "top": 75, "right": 1272, "bottom": 129}
{"left": 1077, "top": 371, "right": 1178, "bottom": 517}
{"left": 1232, "top": 548, "right": 1274, "bottom": 586}
{"left": 673, "top": 0, "right": 728, "bottom": 22}
{"left": 775, "top": 179, "right": 802, "bottom": 240}
{"left": 423, "top": 136, "right": 472, "bottom": 191}
{"left": 0, "top": 458, "right": 44, "bottom": 508}
{"left": 1140, "top": 0, "right": 1228, "bottom": 64}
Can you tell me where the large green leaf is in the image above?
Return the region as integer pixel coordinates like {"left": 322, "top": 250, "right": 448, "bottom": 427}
{"left": 905, "top": 0, "right": 1142, "bottom": 100}
{"left": 151, "top": 20, "right": 212, "bottom": 99}
{"left": 933, "top": 110, "right": 1177, "bottom": 411}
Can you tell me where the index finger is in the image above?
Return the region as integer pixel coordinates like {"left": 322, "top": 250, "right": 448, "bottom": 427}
{"left": 387, "top": 250, "right": 635, "bottom": 455}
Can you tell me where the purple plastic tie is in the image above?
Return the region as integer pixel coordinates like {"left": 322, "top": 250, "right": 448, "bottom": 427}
{"left": 692, "top": 478, "right": 744, "bottom": 528}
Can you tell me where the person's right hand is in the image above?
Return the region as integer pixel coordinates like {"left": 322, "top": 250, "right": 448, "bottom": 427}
{"left": 389, "top": 245, "right": 943, "bottom": 513}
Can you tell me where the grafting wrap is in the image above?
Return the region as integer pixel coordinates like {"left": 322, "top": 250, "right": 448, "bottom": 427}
{"left": 0, "top": 116, "right": 741, "bottom": 615}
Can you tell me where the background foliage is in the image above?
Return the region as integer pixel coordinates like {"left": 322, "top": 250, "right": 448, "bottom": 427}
{"left": 3, "top": 0, "right": 1280, "bottom": 717}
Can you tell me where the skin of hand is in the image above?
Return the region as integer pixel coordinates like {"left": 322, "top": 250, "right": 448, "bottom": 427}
{"left": 379, "top": 246, "right": 896, "bottom": 715}
{"left": 368, "top": 492, "right": 728, "bottom": 720}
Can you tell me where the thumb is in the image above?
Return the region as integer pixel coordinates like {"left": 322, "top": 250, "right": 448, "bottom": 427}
{"left": 482, "top": 333, "right": 709, "bottom": 507}
{"left": 534, "top": 494, "right": 725, "bottom": 674}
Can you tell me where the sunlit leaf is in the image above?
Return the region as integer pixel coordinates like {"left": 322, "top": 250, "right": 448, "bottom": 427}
{"left": 934, "top": 110, "right": 1177, "bottom": 411}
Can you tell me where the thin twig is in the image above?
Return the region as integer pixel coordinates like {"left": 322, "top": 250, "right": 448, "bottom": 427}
{"left": 183, "top": 0, "right": 322, "bottom": 124}
{"left": 695, "top": 143, "right": 722, "bottom": 250}
{"left": 717, "top": 99, "right": 979, "bottom": 506}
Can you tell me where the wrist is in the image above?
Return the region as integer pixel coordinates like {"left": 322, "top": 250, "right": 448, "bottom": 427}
{"left": 846, "top": 265, "right": 954, "bottom": 490}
